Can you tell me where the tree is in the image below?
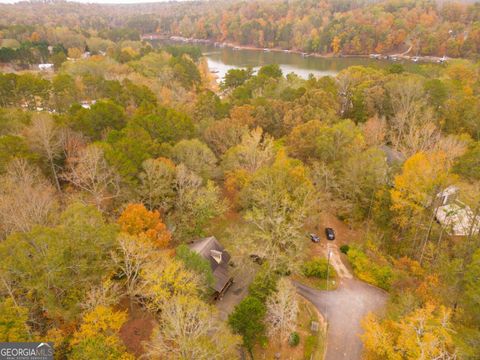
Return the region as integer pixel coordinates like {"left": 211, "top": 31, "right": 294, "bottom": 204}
{"left": 265, "top": 278, "right": 298, "bottom": 344}
{"left": 228, "top": 296, "right": 266, "bottom": 358}
{"left": 137, "top": 157, "right": 176, "bottom": 211}
{"left": 316, "top": 119, "right": 365, "bottom": 166}
{"left": 62, "top": 145, "right": 120, "bottom": 210}
{"left": 172, "top": 164, "right": 226, "bottom": 240}
{"left": 137, "top": 256, "right": 201, "bottom": 312}
{"left": 70, "top": 306, "right": 133, "bottom": 360}
{"left": 176, "top": 244, "right": 215, "bottom": 291}
{"left": 222, "top": 67, "right": 254, "bottom": 90}
{"left": 0, "top": 159, "right": 57, "bottom": 237}
{"left": 222, "top": 127, "right": 274, "bottom": 174}
{"left": 453, "top": 142, "right": 480, "bottom": 181}
{"left": 0, "top": 135, "right": 36, "bottom": 175}
{"left": 117, "top": 203, "right": 171, "bottom": 248}
{"left": 70, "top": 101, "right": 126, "bottom": 140}
{"left": 172, "top": 139, "right": 218, "bottom": 180}
{"left": 131, "top": 107, "right": 194, "bottom": 144}
{"left": 203, "top": 106, "right": 254, "bottom": 156}
{"left": 24, "top": 114, "right": 64, "bottom": 191}
{"left": 258, "top": 64, "right": 282, "bottom": 79}
{"left": 0, "top": 204, "right": 117, "bottom": 323}
{"left": 362, "top": 303, "right": 457, "bottom": 360}
{"left": 240, "top": 150, "right": 314, "bottom": 267}
{"left": 146, "top": 295, "right": 240, "bottom": 359}
{"left": 390, "top": 151, "right": 453, "bottom": 229}
{"left": 386, "top": 77, "right": 440, "bottom": 156}
{"left": 287, "top": 120, "right": 323, "bottom": 162}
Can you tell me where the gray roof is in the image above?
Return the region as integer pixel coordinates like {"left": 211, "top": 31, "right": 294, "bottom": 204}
{"left": 380, "top": 145, "right": 406, "bottom": 165}
{"left": 189, "top": 236, "right": 232, "bottom": 293}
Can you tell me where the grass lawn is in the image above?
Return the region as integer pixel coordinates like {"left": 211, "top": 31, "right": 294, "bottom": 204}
{"left": 291, "top": 273, "right": 338, "bottom": 291}
{"left": 253, "top": 296, "right": 326, "bottom": 360}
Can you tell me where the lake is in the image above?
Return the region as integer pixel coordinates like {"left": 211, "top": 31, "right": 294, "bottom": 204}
{"left": 166, "top": 41, "right": 422, "bottom": 80}
{"left": 151, "top": 40, "right": 424, "bottom": 82}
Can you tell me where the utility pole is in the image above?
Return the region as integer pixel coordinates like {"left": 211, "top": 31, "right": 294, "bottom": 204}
{"left": 325, "top": 246, "right": 332, "bottom": 322}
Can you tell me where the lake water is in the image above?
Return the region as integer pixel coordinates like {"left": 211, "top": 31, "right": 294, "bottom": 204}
{"left": 153, "top": 40, "right": 421, "bottom": 81}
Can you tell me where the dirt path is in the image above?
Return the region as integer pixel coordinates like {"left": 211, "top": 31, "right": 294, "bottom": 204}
{"left": 297, "top": 227, "right": 387, "bottom": 360}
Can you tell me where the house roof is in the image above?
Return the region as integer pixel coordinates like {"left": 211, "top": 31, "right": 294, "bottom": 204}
{"left": 380, "top": 145, "right": 406, "bottom": 165}
{"left": 189, "top": 236, "right": 232, "bottom": 293}
{"left": 435, "top": 203, "right": 480, "bottom": 236}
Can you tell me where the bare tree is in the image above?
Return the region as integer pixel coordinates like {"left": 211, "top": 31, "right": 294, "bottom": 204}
{"left": 266, "top": 278, "right": 299, "bottom": 344}
{"left": 0, "top": 159, "right": 57, "bottom": 237}
{"left": 24, "top": 114, "right": 64, "bottom": 191}
{"left": 145, "top": 295, "right": 240, "bottom": 359}
{"left": 61, "top": 145, "right": 120, "bottom": 210}
{"left": 112, "top": 234, "right": 153, "bottom": 297}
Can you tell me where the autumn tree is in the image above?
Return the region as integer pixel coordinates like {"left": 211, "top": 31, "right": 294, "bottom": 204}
{"left": 118, "top": 203, "right": 171, "bottom": 248}
{"left": 362, "top": 304, "right": 457, "bottom": 360}
{"left": 390, "top": 151, "right": 456, "bottom": 260}
{"left": 70, "top": 306, "right": 133, "bottom": 360}
{"left": 146, "top": 295, "right": 240, "bottom": 359}
{"left": 136, "top": 256, "right": 201, "bottom": 312}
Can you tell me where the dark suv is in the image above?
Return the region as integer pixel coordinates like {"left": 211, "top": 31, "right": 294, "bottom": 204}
{"left": 325, "top": 227, "right": 335, "bottom": 240}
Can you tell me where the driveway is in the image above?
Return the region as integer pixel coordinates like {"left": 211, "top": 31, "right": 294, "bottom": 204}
{"left": 295, "top": 243, "right": 388, "bottom": 360}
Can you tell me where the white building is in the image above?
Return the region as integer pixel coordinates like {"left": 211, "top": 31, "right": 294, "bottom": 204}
{"left": 434, "top": 186, "right": 480, "bottom": 236}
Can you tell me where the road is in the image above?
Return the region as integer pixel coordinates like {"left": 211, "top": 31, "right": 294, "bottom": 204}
{"left": 295, "top": 243, "right": 388, "bottom": 360}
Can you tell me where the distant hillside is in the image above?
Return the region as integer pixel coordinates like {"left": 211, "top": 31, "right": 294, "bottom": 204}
{"left": 1, "top": 0, "right": 479, "bottom": 57}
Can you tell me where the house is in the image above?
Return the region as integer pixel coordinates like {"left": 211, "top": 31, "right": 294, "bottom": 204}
{"left": 380, "top": 145, "right": 406, "bottom": 166}
{"left": 38, "top": 63, "right": 54, "bottom": 71}
{"left": 434, "top": 186, "right": 480, "bottom": 237}
{"left": 189, "top": 236, "right": 233, "bottom": 299}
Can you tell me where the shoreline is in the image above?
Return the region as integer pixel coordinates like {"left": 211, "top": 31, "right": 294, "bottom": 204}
{"left": 143, "top": 34, "right": 450, "bottom": 64}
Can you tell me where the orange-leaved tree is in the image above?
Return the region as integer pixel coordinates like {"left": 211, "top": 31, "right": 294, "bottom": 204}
{"left": 118, "top": 203, "right": 171, "bottom": 248}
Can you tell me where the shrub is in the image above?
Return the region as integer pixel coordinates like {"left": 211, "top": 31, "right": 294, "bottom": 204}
{"left": 347, "top": 246, "right": 393, "bottom": 290}
{"left": 340, "top": 245, "right": 350, "bottom": 254}
{"left": 301, "top": 258, "right": 336, "bottom": 279}
{"left": 288, "top": 332, "right": 300, "bottom": 347}
{"left": 304, "top": 334, "right": 318, "bottom": 358}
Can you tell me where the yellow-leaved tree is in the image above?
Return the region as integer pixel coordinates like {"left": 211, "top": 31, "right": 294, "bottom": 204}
{"left": 362, "top": 303, "right": 456, "bottom": 360}
{"left": 70, "top": 306, "right": 133, "bottom": 360}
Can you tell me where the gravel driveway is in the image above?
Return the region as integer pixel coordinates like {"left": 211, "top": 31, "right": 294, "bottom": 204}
{"left": 295, "top": 243, "right": 388, "bottom": 360}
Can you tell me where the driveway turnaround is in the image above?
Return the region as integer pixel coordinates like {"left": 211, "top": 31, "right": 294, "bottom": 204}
{"left": 295, "top": 244, "right": 388, "bottom": 360}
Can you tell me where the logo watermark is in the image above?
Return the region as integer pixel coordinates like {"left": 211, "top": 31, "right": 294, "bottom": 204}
{"left": 0, "top": 343, "right": 53, "bottom": 360}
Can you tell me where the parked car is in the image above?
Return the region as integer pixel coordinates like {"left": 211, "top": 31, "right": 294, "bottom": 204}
{"left": 309, "top": 233, "right": 320, "bottom": 243}
{"left": 325, "top": 227, "right": 335, "bottom": 240}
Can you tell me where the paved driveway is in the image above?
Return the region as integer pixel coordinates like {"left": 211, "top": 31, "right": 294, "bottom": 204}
{"left": 295, "top": 243, "right": 388, "bottom": 360}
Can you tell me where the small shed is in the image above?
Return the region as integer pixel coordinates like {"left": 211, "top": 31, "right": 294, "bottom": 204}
{"left": 189, "top": 236, "right": 233, "bottom": 299}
